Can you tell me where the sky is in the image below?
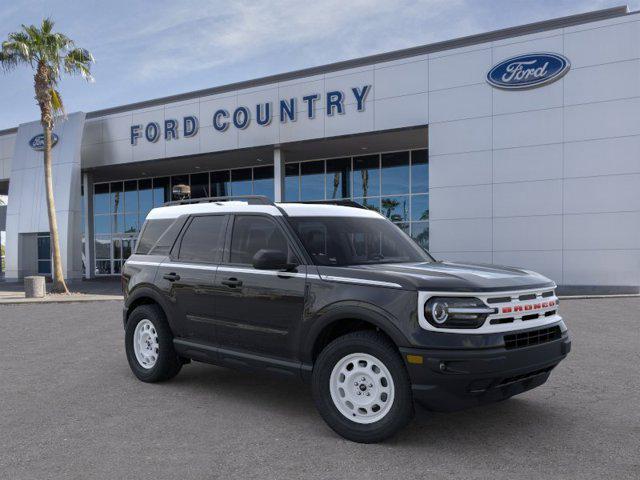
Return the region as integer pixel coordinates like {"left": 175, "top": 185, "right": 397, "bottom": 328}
{"left": 0, "top": 0, "right": 638, "bottom": 130}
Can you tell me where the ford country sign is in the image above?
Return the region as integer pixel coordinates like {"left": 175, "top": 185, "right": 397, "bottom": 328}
{"left": 29, "top": 133, "right": 59, "bottom": 151}
{"left": 487, "top": 53, "right": 570, "bottom": 90}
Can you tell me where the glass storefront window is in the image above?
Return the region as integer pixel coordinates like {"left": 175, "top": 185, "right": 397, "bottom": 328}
{"left": 353, "top": 155, "right": 380, "bottom": 198}
{"left": 211, "top": 171, "right": 230, "bottom": 197}
{"left": 326, "top": 158, "right": 350, "bottom": 199}
{"left": 253, "top": 166, "right": 274, "bottom": 199}
{"left": 381, "top": 152, "right": 409, "bottom": 195}
{"left": 231, "top": 168, "right": 252, "bottom": 195}
{"left": 153, "top": 177, "right": 170, "bottom": 206}
{"left": 411, "top": 222, "right": 429, "bottom": 250}
{"left": 354, "top": 197, "right": 381, "bottom": 212}
{"left": 411, "top": 149, "right": 429, "bottom": 193}
{"left": 124, "top": 213, "right": 138, "bottom": 234}
{"left": 190, "top": 172, "right": 209, "bottom": 198}
{"left": 171, "top": 175, "right": 190, "bottom": 200}
{"left": 110, "top": 182, "right": 123, "bottom": 215}
{"left": 285, "top": 163, "right": 299, "bottom": 201}
{"left": 300, "top": 161, "right": 325, "bottom": 201}
{"left": 411, "top": 194, "right": 429, "bottom": 221}
{"left": 381, "top": 196, "right": 409, "bottom": 222}
{"left": 95, "top": 236, "right": 110, "bottom": 260}
{"left": 124, "top": 180, "right": 138, "bottom": 213}
{"left": 94, "top": 183, "right": 110, "bottom": 214}
{"left": 138, "top": 179, "right": 153, "bottom": 224}
{"left": 94, "top": 215, "right": 110, "bottom": 235}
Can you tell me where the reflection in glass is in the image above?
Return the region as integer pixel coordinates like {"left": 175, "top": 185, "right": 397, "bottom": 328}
{"left": 353, "top": 155, "right": 380, "bottom": 198}
{"left": 153, "top": 177, "right": 170, "bottom": 206}
{"left": 94, "top": 237, "right": 110, "bottom": 259}
{"left": 110, "top": 182, "right": 123, "bottom": 215}
{"left": 411, "top": 150, "right": 429, "bottom": 193}
{"left": 122, "top": 238, "right": 134, "bottom": 259}
{"left": 112, "top": 238, "right": 122, "bottom": 259}
{"left": 411, "top": 194, "right": 429, "bottom": 221}
{"left": 94, "top": 215, "right": 110, "bottom": 235}
{"left": 354, "top": 197, "right": 380, "bottom": 212}
{"left": 124, "top": 180, "right": 138, "bottom": 213}
{"left": 411, "top": 222, "right": 429, "bottom": 250}
{"left": 112, "top": 214, "right": 124, "bottom": 234}
{"left": 300, "top": 161, "right": 325, "bottom": 201}
{"left": 171, "top": 175, "right": 190, "bottom": 200}
{"left": 190, "top": 172, "right": 209, "bottom": 198}
{"left": 395, "top": 223, "right": 410, "bottom": 235}
{"left": 326, "top": 158, "right": 350, "bottom": 199}
{"left": 231, "top": 168, "right": 252, "bottom": 195}
{"left": 113, "top": 261, "right": 122, "bottom": 274}
{"left": 285, "top": 163, "right": 299, "bottom": 201}
{"left": 94, "top": 183, "right": 110, "bottom": 214}
{"left": 381, "top": 196, "right": 409, "bottom": 222}
{"left": 138, "top": 179, "right": 153, "bottom": 220}
{"left": 124, "top": 214, "right": 138, "bottom": 233}
{"left": 253, "top": 166, "right": 274, "bottom": 199}
{"left": 95, "top": 260, "right": 111, "bottom": 275}
{"left": 211, "top": 171, "right": 230, "bottom": 197}
{"left": 381, "top": 152, "right": 409, "bottom": 195}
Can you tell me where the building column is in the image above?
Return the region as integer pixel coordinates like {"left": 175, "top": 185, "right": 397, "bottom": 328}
{"left": 273, "top": 147, "right": 285, "bottom": 202}
{"left": 83, "top": 172, "right": 94, "bottom": 279}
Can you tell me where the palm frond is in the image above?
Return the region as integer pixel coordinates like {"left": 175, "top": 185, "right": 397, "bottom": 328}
{"left": 50, "top": 87, "right": 64, "bottom": 115}
{"left": 64, "top": 47, "right": 94, "bottom": 81}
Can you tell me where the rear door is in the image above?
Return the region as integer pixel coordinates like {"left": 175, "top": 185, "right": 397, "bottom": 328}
{"left": 156, "top": 214, "right": 229, "bottom": 342}
{"left": 212, "top": 214, "right": 307, "bottom": 359}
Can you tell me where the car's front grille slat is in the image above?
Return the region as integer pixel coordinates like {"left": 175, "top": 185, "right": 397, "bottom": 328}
{"left": 503, "top": 326, "right": 562, "bottom": 350}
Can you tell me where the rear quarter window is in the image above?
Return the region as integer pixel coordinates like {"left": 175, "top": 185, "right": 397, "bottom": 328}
{"left": 135, "top": 219, "right": 175, "bottom": 255}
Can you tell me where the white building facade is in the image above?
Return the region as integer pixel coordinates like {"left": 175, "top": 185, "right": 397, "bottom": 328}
{"left": 0, "top": 6, "right": 638, "bottom": 293}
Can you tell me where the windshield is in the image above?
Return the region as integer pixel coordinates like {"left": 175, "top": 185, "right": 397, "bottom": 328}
{"left": 288, "top": 216, "right": 434, "bottom": 266}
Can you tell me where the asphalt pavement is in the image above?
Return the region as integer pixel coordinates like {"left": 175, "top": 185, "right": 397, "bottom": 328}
{"left": 0, "top": 298, "right": 638, "bottom": 479}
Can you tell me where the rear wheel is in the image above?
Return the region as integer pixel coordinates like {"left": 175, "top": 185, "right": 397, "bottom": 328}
{"left": 125, "top": 304, "right": 182, "bottom": 382}
{"left": 312, "top": 331, "right": 414, "bottom": 443}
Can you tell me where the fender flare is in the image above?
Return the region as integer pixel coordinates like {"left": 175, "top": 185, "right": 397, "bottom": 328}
{"left": 301, "top": 301, "right": 410, "bottom": 364}
{"left": 124, "top": 284, "right": 174, "bottom": 328}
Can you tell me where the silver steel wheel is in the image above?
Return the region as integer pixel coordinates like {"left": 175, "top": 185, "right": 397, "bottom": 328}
{"left": 329, "top": 352, "right": 395, "bottom": 424}
{"left": 133, "top": 319, "right": 159, "bottom": 369}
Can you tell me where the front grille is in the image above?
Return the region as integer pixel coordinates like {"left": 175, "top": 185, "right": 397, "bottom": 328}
{"left": 503, "top": 326, "right": 562, "bottom": 350}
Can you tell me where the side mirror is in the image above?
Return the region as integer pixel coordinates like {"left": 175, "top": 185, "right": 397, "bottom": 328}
{"left": 252, "top": 249, "right": 291, "bottom": 270}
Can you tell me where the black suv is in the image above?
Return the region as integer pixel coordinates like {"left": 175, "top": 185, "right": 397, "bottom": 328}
{"left": 122, "top": 196, "right": 570, "bottom": 443}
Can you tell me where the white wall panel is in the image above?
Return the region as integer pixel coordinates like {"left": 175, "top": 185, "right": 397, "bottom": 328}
{"left": 429, "top": 83, "right": 492, "bottom": 123}
{"left": 564, "top": 59, "right": 640, "bottom": 106}
{"left": 563, "top": 174, "right": 640, "bottom": 214}
{"left": 429, "top": 150, "right": 492, "bottom": 188}
{"left": 429, "top": 48, "right": 492, "bottom": 91}
{"left": 429, "top": 218, "right": 492, "bottom": 252}
{"left": 429, "top": 116, "right": 491, "bottom": 155}
{"left": 563, "top": 250, "right": 640, "bottom": 286}
{"left": 563, "top": 212, "right": 640, "bottom": 250}
{"left": 493, "top": 250, "right": 563, "bottom": 284}
{"left": 564, "top": 136, "right": 640, "bottom": 178}
{"left": 493, "top": 144, "right": 562, "bottom": 183}
{"left": 434, "top": 251, "right": 493, "bottom": 264}
{"left": 493, "top": 215, "right": 563, "bottom": 251}
{"left": 564, "top": 20, "right": 640, "bottom": 68}
{"left": 279, "top": 113, "right": 325, "bottom": 143}
{"left": 429, "top": 184, "right": 492, "bottom": 220}
{"left": 493, "top": 80, "right": 563, "bottom": 115}
{"left": 373, "top": 93, "right": 428, "bottom": 131}
{"left": 324, "top": 69, "right": 374, "bottom": 106}
{"left": 493, "top": 180, "right": 562, "bottom": 217}
{"left": 374, "top": 60, "right": 428, "bottom": 100}
{"left": 564, "top": 97, "right": 640, "bottom": 142}
{"left": 493, "top": 108, "right": 563, "bottom": 149}
{"left": 102, "top": 114, "right": 132, "bottom": 142}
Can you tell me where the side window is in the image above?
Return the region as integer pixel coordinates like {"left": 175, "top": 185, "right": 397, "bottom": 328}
{"left": 229, "top": 215, "right": 295, "bottom": 265}
{"left": 136, "top": 219, "right": 173, "bottom": 254}
{"left": 178, "top": 215, "right": 227, "bottom": 263}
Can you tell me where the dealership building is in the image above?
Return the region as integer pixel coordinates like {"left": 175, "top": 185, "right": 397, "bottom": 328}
{"left": 0, "top": 6, "right": 639, "bottom": 293}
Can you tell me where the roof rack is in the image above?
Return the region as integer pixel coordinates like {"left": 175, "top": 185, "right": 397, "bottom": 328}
{"left": 163, "top": 195, "right": 275, "bottom": 207}
{"left": 290, "top": 199, "right": 366, "bottom": 209}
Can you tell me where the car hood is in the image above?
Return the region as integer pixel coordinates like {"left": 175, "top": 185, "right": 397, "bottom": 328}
{"left": 317, "top": 261, "right": 555, "bottom": 292}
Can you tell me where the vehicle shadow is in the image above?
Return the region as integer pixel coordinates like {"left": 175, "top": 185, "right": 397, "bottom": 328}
{"left": 159, "top": 361, "right": 570, "bottom": 446}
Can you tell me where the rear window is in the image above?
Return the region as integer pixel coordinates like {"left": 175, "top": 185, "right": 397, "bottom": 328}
{"left": 136, "top": 219, "right": 175, "bottom": 255}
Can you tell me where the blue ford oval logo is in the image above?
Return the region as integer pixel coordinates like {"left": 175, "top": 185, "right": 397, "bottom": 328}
{"left": 487, "top": 53, "right": 570, "bottom": 90}
{"left": 29, "top": 133, "right": 59, "bottom": 151}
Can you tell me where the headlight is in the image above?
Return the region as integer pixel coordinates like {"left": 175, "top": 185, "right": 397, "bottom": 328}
{"left": 424, "top": 297, "right": 495, "bottom": 329}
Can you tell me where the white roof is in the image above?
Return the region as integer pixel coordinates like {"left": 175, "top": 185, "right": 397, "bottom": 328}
{"left": 145, "top": 201, "right": 382, "bottom": 220}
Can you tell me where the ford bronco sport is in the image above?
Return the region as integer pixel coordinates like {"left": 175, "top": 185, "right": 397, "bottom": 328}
{"left": 122, "top": 196, "right": 571, "bottom": 443}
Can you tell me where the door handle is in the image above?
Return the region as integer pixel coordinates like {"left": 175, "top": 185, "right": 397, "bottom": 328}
{"left": 221, "top": 277, "right": 243, "bottom": 288}
{"left": 163, "top": 272, "right": 181, "bottom": 282}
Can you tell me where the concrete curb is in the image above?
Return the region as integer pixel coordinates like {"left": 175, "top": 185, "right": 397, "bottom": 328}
{"left": 0, "top": 295, "right": 123, "bottom": 305}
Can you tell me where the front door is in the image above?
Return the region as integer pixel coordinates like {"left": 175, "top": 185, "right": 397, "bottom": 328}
{"left": 156, "top": 214, "right": 229, "bottom": 342}
{"left": 212, "top": 214, "right": 307, "bottom": 359}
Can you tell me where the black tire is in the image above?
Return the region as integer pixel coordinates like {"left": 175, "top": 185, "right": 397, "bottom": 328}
{"left": 125, "top": 304, "right": 183, "bottom": 383}
{"left": 312, "top": 330, "right": 414, "bottom": 443}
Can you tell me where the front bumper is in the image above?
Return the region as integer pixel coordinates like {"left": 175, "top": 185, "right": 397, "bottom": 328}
{"left": 400, "top": 328, "right": 571, "bottom": 412}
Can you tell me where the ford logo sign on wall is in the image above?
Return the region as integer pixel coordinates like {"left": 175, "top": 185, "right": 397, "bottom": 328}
{"left": 29, "top": 133, "right": 59, "bottom": 151}
{"left": 487, "top": 53, "right": 570, "bottom": 90}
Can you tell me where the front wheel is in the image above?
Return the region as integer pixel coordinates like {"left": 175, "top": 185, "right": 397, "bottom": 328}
{"left": 125, "top": 304, "right": 182, "bottom": 382}
{"left": 312, "top": 331, "right": 414, "bottom": 443}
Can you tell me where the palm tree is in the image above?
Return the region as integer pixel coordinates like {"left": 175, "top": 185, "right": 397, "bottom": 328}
{"left": 0, "top": 18, "right": 93, "bottom": 293}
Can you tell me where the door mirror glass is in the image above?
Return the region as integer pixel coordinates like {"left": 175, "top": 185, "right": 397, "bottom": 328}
{"left": 252, "top": 249, "right": 289, "bottom": 270}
